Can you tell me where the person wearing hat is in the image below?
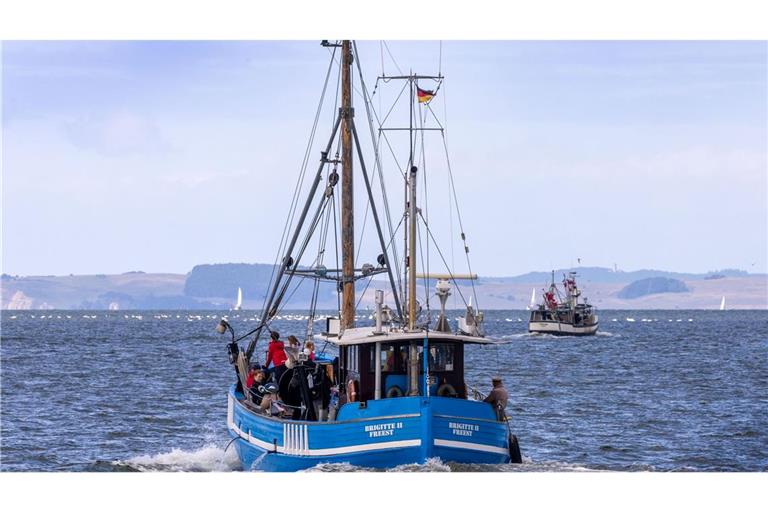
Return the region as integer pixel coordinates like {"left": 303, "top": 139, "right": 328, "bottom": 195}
{"left": 484, "top": 376, "right": 509, "bottom": 419}
{"left": 264, "top": 330, "right": 288, "bottom": 383}
{"left": 259, "top": 383, "right": 285, "bottom": 417}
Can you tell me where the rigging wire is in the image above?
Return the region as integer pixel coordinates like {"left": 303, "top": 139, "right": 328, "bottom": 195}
{"left": 306, "top": 167, "right": 337, "bottom": 340}
{"left": 416, "top": 216, "right": 430, "bottom": 318}
{"left": 353, "top": 41, "right": 404, "bottom": 297}
{"left": 437, "top": 121, "right": 480, "bottom": 312}
{"left": 382, "top": 41, "right": 403, "bottom": 75}
{"left": 417, "top": 210, "right": 471, "bottom": 309}
{"left": 259, "top": 47, "right": 337, "bottom": 320}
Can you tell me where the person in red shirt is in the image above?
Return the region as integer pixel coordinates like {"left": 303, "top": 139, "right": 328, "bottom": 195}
{"left": 264, "top": 331, "right": 288, "bottom": 383}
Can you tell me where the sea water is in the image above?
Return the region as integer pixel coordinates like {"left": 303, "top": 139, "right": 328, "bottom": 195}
{"left": 1, "top": 309, "right": 766, "bottom": 472}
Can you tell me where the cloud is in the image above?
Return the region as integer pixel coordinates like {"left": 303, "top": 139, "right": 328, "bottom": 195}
{"left": 60, "top": 110, "right": 171, "bottom": 156}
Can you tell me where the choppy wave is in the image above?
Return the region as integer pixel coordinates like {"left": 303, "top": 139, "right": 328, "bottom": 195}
{"left": 3, "top": 309, "right": 766, "bottom": 472}
{"left": 114, "top": 445, "right": 240, "bottom": 472}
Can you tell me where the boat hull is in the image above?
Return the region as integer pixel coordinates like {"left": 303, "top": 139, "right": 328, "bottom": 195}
{"left": 528, "top": 320, "right": 599, "bottom": 336}
{"left": 227, "top": 385, "right": 512, "bottom": 471}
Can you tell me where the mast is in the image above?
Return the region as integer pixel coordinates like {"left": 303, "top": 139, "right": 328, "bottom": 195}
{"left": 341, "top": 40, "right": 355, "bottom": 330}
{"left": 408, "top": 165, "right": 418, "bottom": 329}
{"left": 407, "top": 75, "right": 418, "bottom": 330}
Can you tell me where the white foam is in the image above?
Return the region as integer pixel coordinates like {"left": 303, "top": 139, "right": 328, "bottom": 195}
{"left": 119, "top": 444, "right": 240, "bottom": 472}
{"left": 388, "top": 457, "right": 451, "bottom": 472}
{"left": 302, "top": 461, "right": 360, "bottom": 472}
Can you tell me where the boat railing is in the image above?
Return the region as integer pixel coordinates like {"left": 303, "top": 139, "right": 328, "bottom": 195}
{"left": 466, "top": 384, "right": 487, "bottom": 402}
{"left": 243, "top": 396, "right": 305, "bottom": 416}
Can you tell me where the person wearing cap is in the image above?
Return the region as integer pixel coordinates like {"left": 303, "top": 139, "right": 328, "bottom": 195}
{"left": 264, "top": 331, "right": 288, "bottom": 383}
{"left": 259, "top": 383, "right": 285, "bottom": 416}
{"left": 484, "top": 376, "right": 509, "bottom": 419}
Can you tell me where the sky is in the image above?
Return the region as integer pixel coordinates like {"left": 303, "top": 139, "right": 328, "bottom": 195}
{"left": 2, "top": 40, "right": 767, "bottom": 277}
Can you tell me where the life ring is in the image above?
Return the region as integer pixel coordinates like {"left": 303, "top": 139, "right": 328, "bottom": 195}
{"left": 436, "top": 383, "right": 457, "bottom": 397}
{"left": 508, "top": 434, "right": 522, "bottom": 464}
{"left": 385, "top": 385, "right": 404, "bottom": 398}
{"left": 346, "top": 379, "right": 359, "bottom": 402}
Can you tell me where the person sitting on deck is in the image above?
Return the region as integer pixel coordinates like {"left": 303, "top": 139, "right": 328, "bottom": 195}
{"left": 265, "top": 331, "right": 288, "bottom": 383}
{"left": 247, "top": 368, "right": 266, "bottom": 403}
{"left": 484, "top": 376, "right": 509, "bottom": 420}
{"left": 259, "top": 383, "right": 286, "bottom": 417}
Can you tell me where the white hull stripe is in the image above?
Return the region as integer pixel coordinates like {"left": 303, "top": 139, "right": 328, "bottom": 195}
{"left": 303, "top": 439, "right": 420, "bottom": 456}
{"left": 434, "top": 438, "right": 509, "bottom": 455}
{"left": 529, "top": 322, "right": 598, "bottom": 334}
{"left": 229, "top": 395, "right": 420, "bottom": 456}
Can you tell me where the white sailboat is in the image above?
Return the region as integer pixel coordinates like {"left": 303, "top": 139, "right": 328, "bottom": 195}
{"left": 719, "top": 296, "right": 726, "bottom": 311}
{"left": 525, "top": 287, "right": 536, "bottom": 310}
{"left": 233, "top": 287, "right": 243, "bottom": 311}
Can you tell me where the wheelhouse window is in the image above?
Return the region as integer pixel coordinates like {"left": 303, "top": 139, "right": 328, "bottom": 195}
{"left": 370, "top": 344, "right": 397, "bottom": 372}
{"left": 346, "top": 345, "right": 358, "bottom": 373}
{"left": 429, "top": 343, "right": 455, "bottom": 372}
{"left": 367, "top": 341, "right": 457, "bottom": 373}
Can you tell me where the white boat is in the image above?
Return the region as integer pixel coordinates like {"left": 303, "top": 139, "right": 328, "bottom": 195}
{"left": 528, "top": 271, "right": 598, "bottom": 336}
{"left": 719, "top": 296, "right": 726, "bottom": 311}
{"left": 233, "top": 287, "right": 243, "bottom": 311}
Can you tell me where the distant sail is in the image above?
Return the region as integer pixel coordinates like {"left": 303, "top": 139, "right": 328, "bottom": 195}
{"left": 234, "top": 287, "right": 243, "bottom": 310}
{"left": 719, "top": 296, "right": 726, "bottom": 311}
{"left": 526, "top": 287, "right": 536, "bottom": 310}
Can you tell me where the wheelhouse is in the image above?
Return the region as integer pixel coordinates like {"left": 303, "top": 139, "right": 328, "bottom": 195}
{"left": 328, "top": 327, "right": 497, "bottom": 408}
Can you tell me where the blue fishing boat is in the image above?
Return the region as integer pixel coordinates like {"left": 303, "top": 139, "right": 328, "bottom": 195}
{"left": 218, "top": 40, "right": 522, "bottom": 471}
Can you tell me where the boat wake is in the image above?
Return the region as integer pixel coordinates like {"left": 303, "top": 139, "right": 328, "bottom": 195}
{"left": 113, "top": 444, "right": 241, "bottom": 472}
{"left": 389, "top": 457, "right": 452, "bottom": 472}
{"left": 106, "top": 450, "right": 596, "bottom": 473}
{"left": 302, "top": 458, "right": 461, "bottom": 472}
{"left": 301, "top": 455, "right": 597, "bottom": 472}
{"left": 499, "top": 331, "right": 618, "bottom": 340}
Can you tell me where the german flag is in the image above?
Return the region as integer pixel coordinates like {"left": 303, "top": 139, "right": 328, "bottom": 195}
{"left": 416, "top": 86, "right": 435, "bottom": 103}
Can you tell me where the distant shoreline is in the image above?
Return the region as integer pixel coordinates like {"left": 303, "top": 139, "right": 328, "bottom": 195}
{"left": 2, "top": 266, "right": 766, "bottom": 311}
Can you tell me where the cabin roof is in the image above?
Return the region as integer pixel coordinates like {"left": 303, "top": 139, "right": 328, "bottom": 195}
{"left": 314, "top": 326, "right": 503, "bottom": 346}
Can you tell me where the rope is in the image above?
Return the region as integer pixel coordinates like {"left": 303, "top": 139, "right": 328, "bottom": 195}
{"left": 354, "top": 41, "right": 404, "bottom": 295}
{"left": 417, "top": 210, "right": 470, "bottom": 308}
{"left": 382, "top": 41, "right": 403, "bottom": 75}
{"left": 439, "top": 128, "right": 480, "bottom": 312}
{"left": 259, "top": 47, "right": 337, "bottom": 323}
